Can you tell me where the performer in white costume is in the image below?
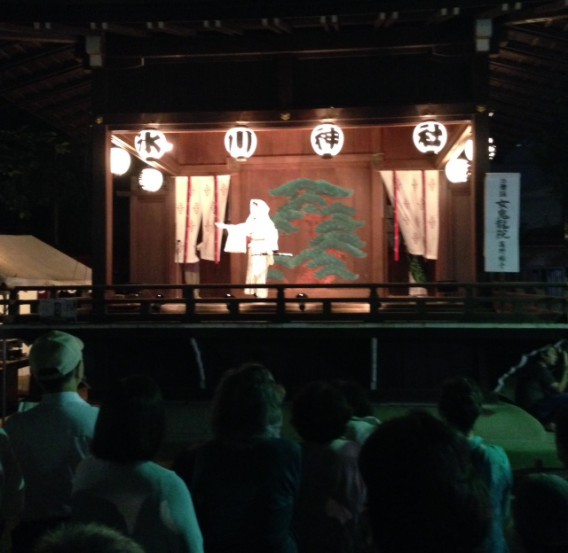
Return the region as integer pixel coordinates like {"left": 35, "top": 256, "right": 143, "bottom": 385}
{"left": 216, "top": 199, "right": 279, "bottom": 298}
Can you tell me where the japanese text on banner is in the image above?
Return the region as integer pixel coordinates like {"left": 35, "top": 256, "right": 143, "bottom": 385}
{"left": 484, "top": 173, "right": 520, "bottom": 272}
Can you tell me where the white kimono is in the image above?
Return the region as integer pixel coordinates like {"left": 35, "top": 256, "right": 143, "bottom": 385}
{"left": 220, "top": 199, "right": 279, "bottom": 298}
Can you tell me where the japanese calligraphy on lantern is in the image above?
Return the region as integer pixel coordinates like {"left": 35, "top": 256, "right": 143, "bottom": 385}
{"left": 484, "top": 173, "right": 520, "bottom": 272}
{"left": 311, "top": 123, "right": 344, "bottom": 158}
{"left": 134, "top": 130, "right": 172, "bottom": 160}
{"left": 412, "top": 121, "right": 448, "bottom": 154}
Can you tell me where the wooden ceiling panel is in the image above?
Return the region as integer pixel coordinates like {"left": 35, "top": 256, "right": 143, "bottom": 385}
{"left": 0, "top": 0, "right": 564, "bottom": 161}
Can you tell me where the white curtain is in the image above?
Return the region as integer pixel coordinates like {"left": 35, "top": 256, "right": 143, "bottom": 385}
{"left": 380, "top": 170, "right": 440, "bottom": 260}
{"left": 175, "top": 175, "right": 230, "bottom": 264}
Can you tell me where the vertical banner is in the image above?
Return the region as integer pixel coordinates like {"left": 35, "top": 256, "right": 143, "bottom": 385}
{"left": 174, "top": 176, "right": 188, "bottom": 263}
{"left": 484, "top": 173, "right": 520, "bottom": 272}
{"left": 423, "top": 170, "right": 440, "bottom": 260}
{"left": 215, "top": 175, "right": 231, "bottom": 263}
{"left": 195, "top": 176, "right": 215, "bottom": 261}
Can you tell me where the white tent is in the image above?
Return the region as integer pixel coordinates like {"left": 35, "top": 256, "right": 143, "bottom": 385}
{"left": 0, "top": 235, "right": 91, "bottom": 288}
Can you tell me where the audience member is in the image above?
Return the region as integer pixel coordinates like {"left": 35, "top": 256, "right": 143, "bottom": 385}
{"left": 186, "top": 362, "right": 300, "bottom": 553}
{"left": 438, "top": 376, "right": 513, "bottom": 553}
{"left": 0, "top": 428, "right": 24, "bottom": 553}
{"left": 33, "top": 522, "right": 145, "bottom": 553}
{"left": 515, "top": 344, "right": 568, "bottom": 428}
{"left": 291, "top": 381, "right": 367, "bottom": 553}
{"left": 4, "top": 330, "right": 98, "bottom": 553}
{"left": 71, "top": 374, "right": 203, "bottom": 553}
{"left": 510, "top": 473, "right": 568, "bottom": 553}
{"left": 554, "top": 404, "right": 568, "bottom": 467}
{"left": 333, "top": 380, "right": 380, "bottom": 444}
{"left": 359, "top": 410, "right": 490, "bottom": 553}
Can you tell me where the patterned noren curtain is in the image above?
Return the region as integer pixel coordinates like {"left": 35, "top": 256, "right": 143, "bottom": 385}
{"left": 380, "top": 170, "right": 439, "bottom": 260}
{"left": 175, "top": 175, "right": 231, "bottom": 264}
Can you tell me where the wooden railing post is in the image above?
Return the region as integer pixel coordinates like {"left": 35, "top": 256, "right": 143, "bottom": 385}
{"left": 276, "top": 287, "right": 285, "bottom": 320}
{"left": 369, "top": 286, "right": 381, "bottom": 314}
{"left": 183, "top": 286, "right": 196, "bottom": 320}
{"left": 92, "top": 286, "right": 106, "bottom": 319}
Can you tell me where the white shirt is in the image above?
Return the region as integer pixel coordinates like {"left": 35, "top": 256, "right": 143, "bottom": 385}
{"left": 4, "top": 391, "right": 98, "bottom": 521}
{"left": 0, "top": 428, "right": 24, "bottom": 521}
{"left": 73, "top": 456, "right": 204, "bottom": 553}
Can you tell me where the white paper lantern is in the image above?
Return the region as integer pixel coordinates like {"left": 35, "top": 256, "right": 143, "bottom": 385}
{"left": 412, "top": 121, "right": 448, "bottom": 154}
{"left": 311, "top": 123, "right": 344, "bottom": 158}
{"left": 224, "top": 127, "right": 258, "bottom": 161}
{"left": 134, "top": 130, "right": 172, "bottom": 161}
{"left": 110, "top": 147, "right": 131, "bottom": 176}
{"left": 139, "top": 168, "right": 164, "bottom": 192}
{"left": 445, "top": 157, "right": 470, "bottom": 183}
{"left": 464, "top": 139, "right": 474, "bottom": 161}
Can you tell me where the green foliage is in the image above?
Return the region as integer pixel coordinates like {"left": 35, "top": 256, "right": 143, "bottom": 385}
{"left": 271, "top": 178, "right": 351, "bottom": 233}
{"left": 270, "top": 178, "right": 352, "bottom": 200}
{"left": 269, "top": 178, "right": 366, "bottom": 282}
{"left": 409, "top": 254, "right": 427, "bottom": 283}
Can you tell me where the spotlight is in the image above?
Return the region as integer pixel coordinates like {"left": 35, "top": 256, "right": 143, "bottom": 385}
{"left": 225, "top": 293, "right": 238, "bottom": 314}
{"left": 296, "top": 293, "right": 308, "bottom": 311}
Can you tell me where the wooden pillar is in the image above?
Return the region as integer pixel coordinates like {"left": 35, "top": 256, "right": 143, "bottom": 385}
{"left": 91, "top": 69, "right": 113, "bottom": 287}
{"left": 472, "top": 19, "right": 492, "bottom": 283}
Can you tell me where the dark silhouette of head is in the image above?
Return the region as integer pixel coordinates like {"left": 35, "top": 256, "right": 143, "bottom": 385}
{"left": 555, "top": 405, "right": 568, "bottom": 467}
{"left": 33, "top": 522, "right": 145, "bottom": 553}
{"left": 211, "top": 362, "right": 285, "bottom": 443}
{"left": 514, "top": 473, "right": 568, "bottom": 553}
{"left": 333, "top": 379, "right": 374, "bottom": 418}
{"left": 291, "top": 380, "right": 352, "bottom": 444}
{"left": 438, "top": 376, "right": 484, "bottom": 435}
{"left": 92, "top": 375, "right": 165, "bottom": 464}
{"left": 359, "top": 410, "right": 490, "bottom": 553}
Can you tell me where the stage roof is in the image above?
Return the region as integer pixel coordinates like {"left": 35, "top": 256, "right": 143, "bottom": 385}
{"left": 0, "top": 1, "right": 567, "bottom": 158}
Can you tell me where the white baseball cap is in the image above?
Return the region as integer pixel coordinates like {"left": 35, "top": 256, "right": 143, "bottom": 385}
{"left": 29, "top": 330, "right": 84, "bottom": 381}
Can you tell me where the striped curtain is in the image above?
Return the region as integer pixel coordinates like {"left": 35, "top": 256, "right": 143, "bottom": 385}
{"left": 380, "top": 170, "right": 439, "bottom": 260}
{"left": 175, "top": 175, "right": 231, "bottom": 264}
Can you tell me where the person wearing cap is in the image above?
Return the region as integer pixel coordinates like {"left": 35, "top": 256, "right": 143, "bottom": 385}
{"left": 3, "top": 330, "right": 99, "bottom": 553}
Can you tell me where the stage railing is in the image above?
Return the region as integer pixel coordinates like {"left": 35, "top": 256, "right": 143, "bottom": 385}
{"left": 1, "top": 281, "right": 567, "bottom": 324}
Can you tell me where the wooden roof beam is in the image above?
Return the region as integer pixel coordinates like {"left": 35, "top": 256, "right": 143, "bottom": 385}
{"left": 373, "top": 12, "right": 399, "bottom": 29}
{"left": 261, "top": 18, "right": 292, "bottom": 34}
{"left": 426, "top": 7, "right": 461, "bottom": 25}
{"left": 89, "top": 22, "right": 152, "bottom": 39}
{"left": 145, "top": 22, "right": 196, "bottom": 37}
{"left": 0, "top": 44, "right": 74, "bottom": 71}
{"left": 0, "top": 61, "right": 82, "bottom": 94}
{"left": 0, "top": 23, "right": 75, "bottom": 43}
{"left": 202, "top": 20, "right": 243, "bottom": 36}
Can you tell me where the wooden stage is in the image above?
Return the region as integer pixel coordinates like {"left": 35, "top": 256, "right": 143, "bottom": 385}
{"left": 1, "top": 281, "right": 568, "bottom": 410}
